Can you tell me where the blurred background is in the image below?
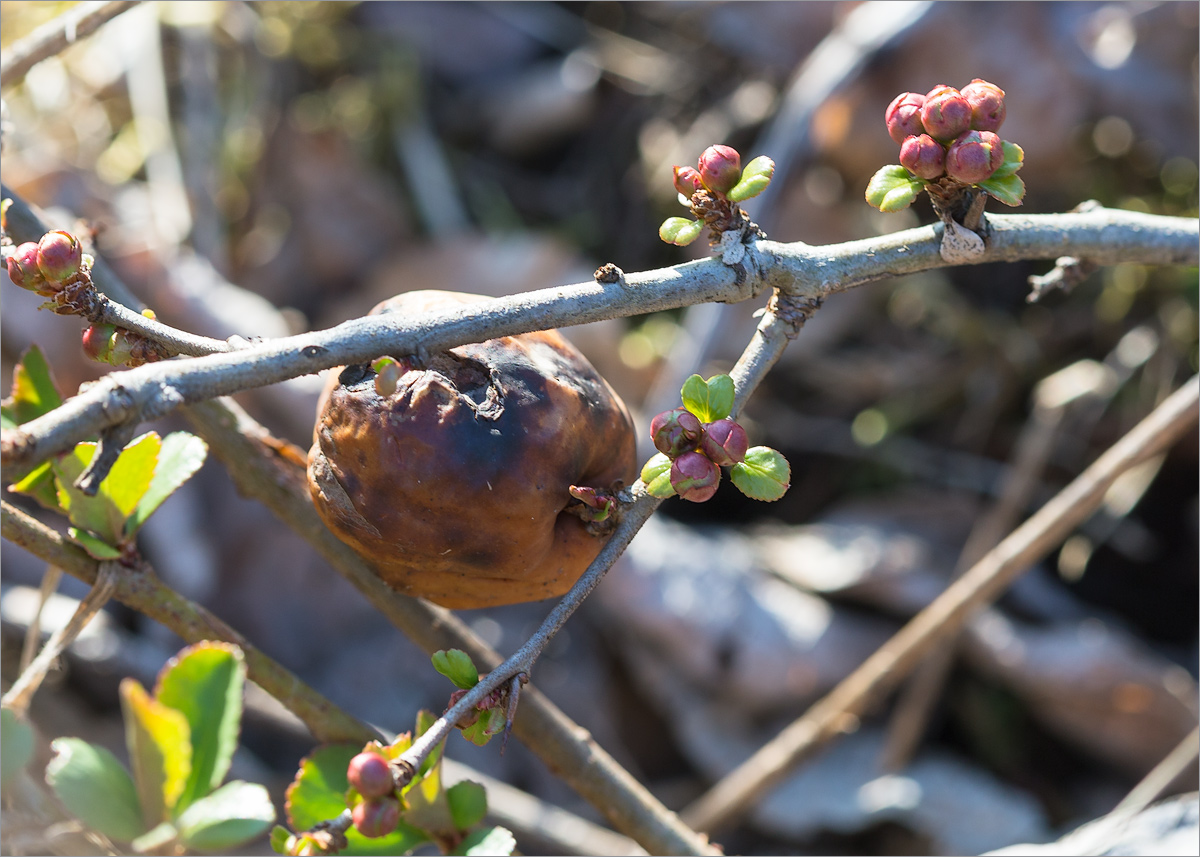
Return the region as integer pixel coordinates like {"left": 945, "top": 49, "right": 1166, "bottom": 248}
{"left": 2, "top": 2, "right": 1197, "bottom": 854}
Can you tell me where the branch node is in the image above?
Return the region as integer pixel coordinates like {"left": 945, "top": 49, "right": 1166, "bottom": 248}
{"left": 1027, "top": 256, "right": 1099, "bottom": 302}
{"left": 767, "top": 291, "right": 823, "bottom": 340}
{"left": 594, "top": 263, "right": 626, "bottom": 286}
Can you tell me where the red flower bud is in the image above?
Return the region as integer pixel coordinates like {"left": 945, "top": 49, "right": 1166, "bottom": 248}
{"left": 352, "top": 796, "right": 401, "bottom": 839}
{"left": 961, "top": 79, "right": 1006, "bottom": 132}
{"left": 945, "top": 130, "right": 1004, "bottom": 184}
{"left": 885, "top": 92, "right": 927, "bottom": 144}
{"left": 697, "top": 145, "right": 742, "bottom": 195}
{"left": 670, "top": 451, "right": 720, "bottom": 502}
{"left": 673, "top": 166, "right": 703, "bottom": 197}
{"left": 36, "top": 230, "right": 83, "bottom": 283}
{"left": 651, "top": 407, "right": 704, "bottom": 458}
{"left": 700, "top": 418, "right": 749, "bottom": 466}
{"left": 7, "top": 242, "right": 47, "bottom": 292}
{"left": 347, "top": 752, "right": 394, "bottom": 799}
{"left": 898, "top": 134, "right": 946, "bottom": 180}
{"left": 82, "top": 324, "right": 117, "bottom": 363}
{"left": 920, "top": 85, "right": 971, "bottom": 142}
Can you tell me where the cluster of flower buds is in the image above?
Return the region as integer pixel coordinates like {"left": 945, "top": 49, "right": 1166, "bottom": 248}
{"left": 660, "top": 145, "right": 775, "bottom": 247}
{"left": 6, "top": 230, "right": 86, "bottom": 296}
{"left": 346, "top": 752, "right": 401, "bottom": 839}
{"left": 640, "top": 374, "right": 790, "bottom": 503}
{"left": 867, "top": 80, "right": 1025, "bottom": 213}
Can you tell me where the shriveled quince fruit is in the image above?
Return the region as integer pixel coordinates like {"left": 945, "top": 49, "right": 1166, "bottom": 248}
{"left": 308, "top": 290, "right": 636, "bottom": 609}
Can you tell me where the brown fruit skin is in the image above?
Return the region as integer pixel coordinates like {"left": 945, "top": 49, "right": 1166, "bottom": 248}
{"left": 308, "top": 290, "right": 637, "bottom": 609}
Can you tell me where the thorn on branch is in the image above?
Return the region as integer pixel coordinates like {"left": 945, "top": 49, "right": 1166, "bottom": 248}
{"left": 74, "top": 421, "right": 139, "bottom": 495}
{"left": 1027, "top": 256, "right": 1099, "bottom": 303}
{"left": 501, "top": 673, "right": 528, "bottom": 756}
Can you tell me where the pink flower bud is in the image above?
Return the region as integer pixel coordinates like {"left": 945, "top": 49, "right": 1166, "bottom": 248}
{"left": 898, "top": 134, "right": 946, "bottom": 180}
{"left": 885, "top": 92, "right": 927, "bottom": 144}
{"left": 961, "top": 79, "right": 1006, "bottom": 132}
{"left": 670, "top": 451, "right": 720, "bottom": 502}
{"left": 347, "top": 752, "right": 394, "bottom": 799}
{"left": 673, "top": 166, "right": 703, "bottom": 197}
{"left": 697, "top": 145, "right": 742, "bottom": 195}
{"left": 82, "top": 324, "right": 117, "bottom": 363}
{"left": 699, "top": 418, "right": 749, "bottom": 466}
{"left": 945, "top": 130, "right": 1004, "bottom": 184}
{"left": 920, "top": 85, "right": 971, "bottom": 142}
{"left": 36, "top": 230, "right": 83, "bottom": 283}
{"left": 7, "top": 242, "right": 47, "bottom": 292}
{"left": 353, "top": 796, "right": 401, "bottom": 839}
{"left": 650, "top": 407, "right": 703, "bottom": 457}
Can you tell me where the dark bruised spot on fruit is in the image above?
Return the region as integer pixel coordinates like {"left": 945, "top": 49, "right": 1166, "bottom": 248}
{"left": 308, "top": 290, "right": 637, "bottom": 609}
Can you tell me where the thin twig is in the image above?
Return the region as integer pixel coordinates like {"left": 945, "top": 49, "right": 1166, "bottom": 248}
{"left": 3, "top": 204, "right": 1195, "bottom": 481}
{"left": 18, "top": 564, "right": 63, "bottom": 673}
{"left": 680, "top": 375, "right": 1199, "bottom": 834}
{"left": 1, "top": 560, "right": 119, "bottom": 717}
{"left": 0, "top": 1, "right": 142, "bottom": 90}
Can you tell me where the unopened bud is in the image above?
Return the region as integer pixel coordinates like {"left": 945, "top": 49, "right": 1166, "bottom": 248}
{"left": 650, "top": 407, "right": 703, "bottom": 457}
{"left": 898, "top": 134, "right": 945, "bottom": 180}
{"left": 670, "top": 451, "right": 720, "bottom": 502}
{"left": 347, "top": 752, "right": 394, "bottom": 799}
{"left": 82, "top": 324, "right": 117, "bottom": 362}
{"left": 352, "top": 796, "right": 401, "bottom": 839}
{"left": 36, "top": 230, "right": 83, "bottom": 283}
{"left": 673, "top": 166, "right": 703, "bottom": 197}
{"left": 7, "top": 242, "right": 47, "bottom": 292}
{"left": 945, "top": 130, "right": 1004, "bottom": 184}
{"left": 885, "top": 92, "right": 927, "bottom": 144}
{"left": 920, "top": 85, "right": 971, "bottom": 142}
{"left": 697, "top": 145, "right": 742, "bottom": 195}
{"left": 961, "top": 79, "right": 1006, "bottom": 132}
{"left": 700, "top": 418, "right": 749, "bottom": 466}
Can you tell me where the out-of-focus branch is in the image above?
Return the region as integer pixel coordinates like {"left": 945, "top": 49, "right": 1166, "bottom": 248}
{"left": 4, "top": 203, "right": 1195, "bottom": 480}
{"left": 0, "top": 1, "right": 142, "bottom": 89}
{"left": 681, "top": 375, "right": 1200, "bottom": 835}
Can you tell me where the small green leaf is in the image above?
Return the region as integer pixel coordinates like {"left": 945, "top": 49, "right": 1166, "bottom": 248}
{"left": 131, "top": 821, "right": 179, "bottom": 854}
{"left": 2, "top": 707, "right": 35, "bottom": 789}
{"left": 286, "top": 744, "right": 427, "bottom": 856}
{"left": 432, "top": 649, "right": 480, "bottom": 690}
{"left": 405, "top": 710, "right": 454, "bottom": 834}
{"left": 54, "top": 433, "right": 161, "bottom": 547}
{"left": 9, "top": 461, "right": 63, "bottom": 512}
{"left": 446, "top": 781, "right": 488, "bottom": 831}
{"left": 2, "top": 345, "right": 63, "bottom": 426}
{"left": 865, "top": 165, "right": 924, "bottom": 212}
{"left": 640, "top": 453, "right": 676, "bottom": 498}
{"left": 455, "top": 826, "right": 517, "bottom": 856}
{"left": 990, "top": 140, "right": 1024, "bottom": 179}
{"left": 269, "top": 825, "right": 293, "bottom": 855}
{"left": 126, "top": 432, "right": 207, "bottom": 537}
{"left": 729, "top": 446, "right": 791, "bottom": 502}
{"left": 68, "top": 527, "right": 124, "bottom": 559}
{"left": 120, "top": 677, "right": 192, "bottom": 825}
{"left": 175, "top": 780, "right": 276, "bottom": 853}
{"left": 45, "top": 737, "right": 146, "bottom": 842}
{"left": 155, "top": 642, "right": 246, "bottom": 812}
{"left": 460, "top": 708, "right": 507, "bottom": 747}
{"left": 978, "top": 173, "right": 1025, "bottom": 206}
{"left": 681, "top": 374, "right": 735, "bottom": 422}
{"left": 727, "top": 155, "right": 775, "bottom": 202}
{"left": 659, "top": 217, "right": 704, "bottom": 246}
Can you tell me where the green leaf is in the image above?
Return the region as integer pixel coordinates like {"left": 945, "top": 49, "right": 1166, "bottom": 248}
{"left": 680, "top": 374, "right": 735, "bottom": 422}
{"left": 131, "top": 821, "right": 179, "bottom": 854}
{"left": 404, "top": 710, "right": 455, "bottom": 835}
{"left": 460, "top": 708, "right": 506, "bottom": 748}
{"left": 53, "top": 433, "right": 161, "bottom": 547}
{"left": 658, "top": 217, "right": 704, "bottom": 246}
{"left": 432, "top": 649, "right": 479, "bottom": 690}
{"left": 155, "top": 642, "right": 246, "bottom": 812}
{"left": 865, "top": 165, "right": 924, "bottom": 212}
{"left": 269, "top": 825, "right": 293, "bottom": 855}
{"left": 45, "top": 737, "right": 147, "bottom": 842}
{"left": 175, "top": 780, "right": 276, "bottom": 853}
{"left": 286, "top": 744, "right": 428, "bottom": 856}
{"left": 120, "top": 677, "right": 192, "bottom": 825}
{"left": 126, "top": 432, "right": 207, "bottom": 537}
{"left": 455, "top": 826, "right": 517, "bottom": 856}
{"left": 2, "top": 707, "right": 35, "bottom": 789}
{"left": 68, "top": 527, "right": 124, "bottom": 559}
{"left": 446, "top": 781, "right": 488, "bottom": 831}
{"left": 1, "top": 345, "right": 63, "bottom": 426}
{"left": 990, "top": 140, "right": 1024, "bottom": 179}
{"left": 978, "top": 173, "right": 1025, "bottom": 207}
{"left": 729, "top": 447, "right": 791, "bottom": 502}
{"left": 727, "top": 155, "right": 775, "bottom": 202}
{"left": 9, "top": 461, "right": 63, "bottom": 512}
{"left": 639, "top": 453, "right": 676, "bottom": 498}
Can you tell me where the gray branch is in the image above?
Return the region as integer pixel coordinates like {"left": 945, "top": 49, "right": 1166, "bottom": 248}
{"left": 0, "top": 1, "right": 143, "bottom": 90}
